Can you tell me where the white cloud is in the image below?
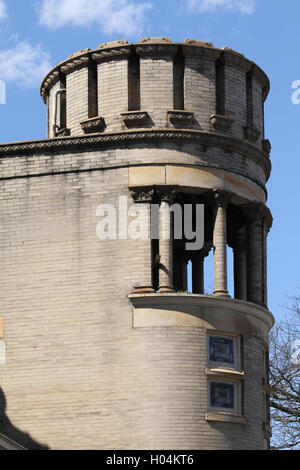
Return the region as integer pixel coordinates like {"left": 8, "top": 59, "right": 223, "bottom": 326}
{"left": 38, "top": 0, "right": 152, "bottom": 36}
{"left": 0, "top": 41, "right": 51, "bottom": 88}
{"left": 186, "top": 0, "right": 256, "bottom": 15}
{"left": 0, "top": 0, "right": 7, "bottom": 20}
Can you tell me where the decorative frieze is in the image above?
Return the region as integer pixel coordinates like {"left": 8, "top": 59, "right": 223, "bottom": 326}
{"left": 41, "top": 70, "right": 60, "bottom": 103}
{"left": 0, "top": 129, "right": 271, "bottom": 181}
{"left": 80, "top": 116, "right": 105, "bottom": 134}
{"left": 92, "top": 48, "right": 131, "bottom": 63}
{"left": 60, "top": 56, "right": 90, "bottom": 74}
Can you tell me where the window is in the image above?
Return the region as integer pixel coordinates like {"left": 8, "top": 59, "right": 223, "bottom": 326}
{"left": 208, "top": 380, "right": 241, "bottom": 415}
{"left": 210, "top": 381, "right": 234, "bottom": 409}
{"left": 206, "top": 332, "right": 244, "bottom": 421}
{"left": 209, "top": 336, "right": 234, "bottom": 364}
{"left": 207, "top": 332, "right": 241, "bottom": 371}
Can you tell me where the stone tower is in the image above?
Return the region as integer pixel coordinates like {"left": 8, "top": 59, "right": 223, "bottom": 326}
{"left": 0, "top": 37, "right": 273, "bottom": 450}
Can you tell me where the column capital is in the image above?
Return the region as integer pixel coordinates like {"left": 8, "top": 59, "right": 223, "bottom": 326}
{"left": 155, "top": 186, "right": 177, "bottom": 205}
{"left": 244, "top": 202, "right": 273, "bottom": 231}
{"left": 129, "top": 186, "right": 155, "bottom": 204}
{"left": 212, "top": 189, "right": 232, "bottom": 209}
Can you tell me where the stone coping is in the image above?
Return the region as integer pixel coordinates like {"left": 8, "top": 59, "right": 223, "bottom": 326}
{"left": 128, "top": 293, "right": 275, "bottom": 330}
{"left": 40, "top": 41, "right": 270, "bottom": 103}
{"left": 205, "top": 412, "right": 247, "bottom": 424}
{"left": 0, "top": 128, "right": 271, "bottom": 181}
{"left": 205, "top": 367, "right": 246, "bottom": 381}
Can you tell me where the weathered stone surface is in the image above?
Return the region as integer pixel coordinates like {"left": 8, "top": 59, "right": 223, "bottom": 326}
{"left": 0, "top": 38, "right": 273, "bottom": 451}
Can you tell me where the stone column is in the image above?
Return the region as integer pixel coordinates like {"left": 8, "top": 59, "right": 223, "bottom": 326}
{"left": 233, "top": 232, "right": 247, "bottom": 301}
{"left": 192, "top": 243, "right": 211, "bottom": 294}
{"left": 213, "top": 190, "right": 231, "bottom": 297}
{"left": 182, "top": 256, "right": 188, "bottom": 292}
{"left": 130, "top": 187, "right": 155, "bottom": 294}
{"left": 244, "top": 203, "right": 268, "bottom": 306}
{"left": 157, "top": 189, "right": 175, "bottom": 293}
{"left": 262, "top": 208, "right": 273, "bottom": 308}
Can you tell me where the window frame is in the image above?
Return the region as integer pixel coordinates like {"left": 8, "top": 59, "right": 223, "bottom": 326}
{"left": 207, "top": 331, "right": 241, "bottom": 371}
{"left": 208, "top": 379, "right": 241, "bottom": 415}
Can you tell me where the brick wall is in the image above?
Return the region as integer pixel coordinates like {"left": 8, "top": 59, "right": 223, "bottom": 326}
{"left": 98, "top": 59, "right": 129, "bottom": 132}
{"left": 0, "top": 147, "right": 269, "bottom": 449}
{"left": 66, "top": 67, "right": 89, "bottom": 135}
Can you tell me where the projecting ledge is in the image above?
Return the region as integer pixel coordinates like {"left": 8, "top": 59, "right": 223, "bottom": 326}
{"left": 128, "top": 293, "right": 274, "bottom": 335}
{"left": 205, "top": 412, "right": 247, "bottom": 425}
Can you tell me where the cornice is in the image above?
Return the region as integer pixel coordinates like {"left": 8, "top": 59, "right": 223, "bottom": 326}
{"left": 60, "top": 56, "right": 90, "bottom": 74}
{"left": 0, "top": 129, "right": 271, "bottom": 180}
{"left": 135, "top": 44, "right": 178, "bottom": 57}
{"left": 92, "top": 47, "right": 131, "bottom": 63}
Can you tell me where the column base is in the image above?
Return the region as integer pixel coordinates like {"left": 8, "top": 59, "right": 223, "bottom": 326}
{"left": 157, "top": 286, "right": 175, "bottom": 293}
{"left": 132, "top": 286, "right": 155, "bottom": 294}
{"left": 213, "top": 290, "right": 231, "bottom": 297}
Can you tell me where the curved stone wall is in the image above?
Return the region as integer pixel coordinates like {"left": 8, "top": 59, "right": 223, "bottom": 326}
{"left": 41, "top": 38, "right": 270, "bottom": 156}
{"left": 0, "top": 37, "right": 273, "bottom": 450}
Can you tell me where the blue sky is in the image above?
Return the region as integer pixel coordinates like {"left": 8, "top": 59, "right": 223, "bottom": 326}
{"left": 0, "top": 0, "right": 299, "bottom": 321}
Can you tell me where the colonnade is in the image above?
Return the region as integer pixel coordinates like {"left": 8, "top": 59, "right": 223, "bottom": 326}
{"left": 130, "top": 186, "right": 272, "bottom": 308}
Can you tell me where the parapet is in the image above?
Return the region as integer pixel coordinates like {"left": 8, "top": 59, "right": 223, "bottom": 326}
{"left": 41, "top": 38, "right": 270, "bottom": 158}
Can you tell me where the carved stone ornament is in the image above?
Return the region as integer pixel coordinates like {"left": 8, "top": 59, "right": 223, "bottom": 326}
{"left": 140, "top": 37, "right": 172, "bottom": 44}
{"left": 121, "top": 111, "right": 149, "bottom": 127}
{"left": 60, "top": 56, "right": 90, "bottom": 74}
{"left": 212, "top": 189, "right": 232, "bottom": 209}
{"left": 263, "top": 207, "right": 273, "bottom": 233}
{"left": 184, "top": 39, "right": 214, "bottom": 48}
{"left": 244, "top": 126, "right": 261, "bottom": 143}
{"left": 98, "top": 40, "right": 128, "bottom": 49}
{"left": 92, "top": 48, "right": 131, "bottom": 63}
{"left": 167, "top": 110, "right": 193, "bottom": 126}
{"left": 56, "top": 128, "right": 70, "bottom": 137}
{"left": 210, "top": 114, "right": 234, "bottom": 132}
{"left": 155, "top": 186, "right": 178, "bottom": 205}
{"left": 0, "top": 129, "right": 271, "bottom": 181}
{"left": 244, "top": 202, "right": 272, "bottom": 228}
{"left": 80, "top": 117, "right": 105, "bottom": 134}
{"left": 262, "top": 139, "right": 271, "bottom": 155}
{"left": 129, "top": 186, "right": 155, "bottom": 204}
{"left": 68, "top": 48, "right": 91, "bottom": 59}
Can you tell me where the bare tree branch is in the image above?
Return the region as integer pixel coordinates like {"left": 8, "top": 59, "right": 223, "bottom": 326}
{"left": 270, "top": 295, "right": 300, "bottom": 450}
